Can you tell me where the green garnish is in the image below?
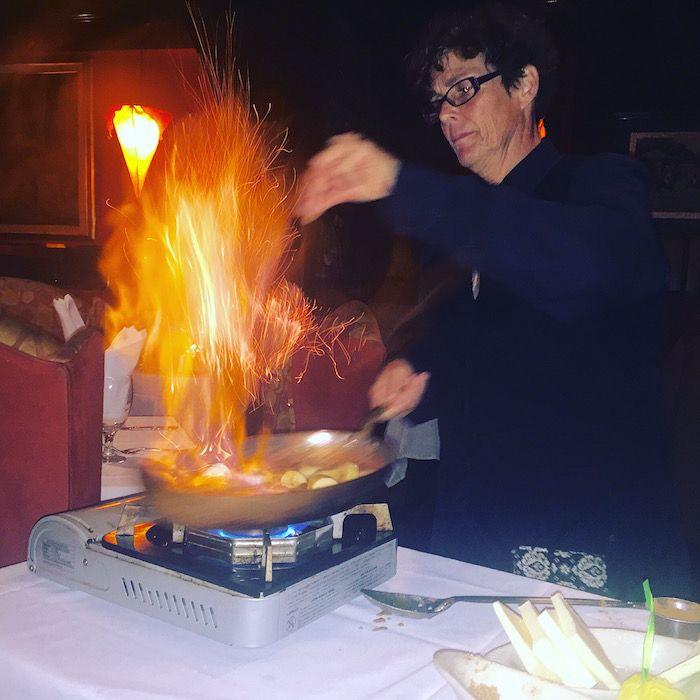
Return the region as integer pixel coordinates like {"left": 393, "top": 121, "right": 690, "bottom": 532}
{"left": 641, "top": 579, "right": 655, "bottom": 682}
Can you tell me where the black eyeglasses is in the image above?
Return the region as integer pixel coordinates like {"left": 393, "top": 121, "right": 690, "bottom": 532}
{"left": 423, "top": 70, "right": 502, "bottom": 124}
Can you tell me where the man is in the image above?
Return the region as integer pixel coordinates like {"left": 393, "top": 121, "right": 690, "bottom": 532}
{"left": 296, "top": 3, "right": 692, "bottom": 599}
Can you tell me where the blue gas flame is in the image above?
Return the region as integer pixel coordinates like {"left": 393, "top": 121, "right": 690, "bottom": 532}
{"left": 208, "top": 520, "right": 316, "bottom": 540}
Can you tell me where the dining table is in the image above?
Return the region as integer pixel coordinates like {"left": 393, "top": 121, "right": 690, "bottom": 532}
{"left": 0, "top": 418, "right": 651, "bottom": 699}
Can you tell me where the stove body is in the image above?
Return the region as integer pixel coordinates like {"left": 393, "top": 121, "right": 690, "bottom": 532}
{"left": 27, "top": 495, "right": 397, "bottom": 647}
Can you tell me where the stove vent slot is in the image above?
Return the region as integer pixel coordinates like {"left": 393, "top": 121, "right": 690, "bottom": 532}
{"left": 119, "top": 577, "right": 218, "bottom": 628}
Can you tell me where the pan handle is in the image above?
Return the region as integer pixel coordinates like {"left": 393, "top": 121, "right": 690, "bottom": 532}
{"left": 358, "top": 406, "right": 386, "bottom": 436}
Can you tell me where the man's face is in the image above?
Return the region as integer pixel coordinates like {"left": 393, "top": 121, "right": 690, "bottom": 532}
{"left": 431, "top": 51, "right": 525, "bottom": 176}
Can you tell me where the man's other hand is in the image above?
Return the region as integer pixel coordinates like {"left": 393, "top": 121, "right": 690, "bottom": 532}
{"left": 369, "top": 359, "right": 430, "bottom": 421}
{"left": 295, "top": 133, "right": 400, "bottom": 224}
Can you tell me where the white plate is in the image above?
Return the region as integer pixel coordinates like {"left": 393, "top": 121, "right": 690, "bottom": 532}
{"left": 434, "top": 628, "right": 700, "bottom": 700}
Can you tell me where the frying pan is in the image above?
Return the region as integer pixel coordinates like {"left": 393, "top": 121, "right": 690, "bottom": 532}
{"left": 140, "top": 428, "right": 397, "bottom": 529}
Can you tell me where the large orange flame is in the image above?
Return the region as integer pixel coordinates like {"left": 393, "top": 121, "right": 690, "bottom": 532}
{"left": 100, "top": 57, "right": 314, "bottom": 467}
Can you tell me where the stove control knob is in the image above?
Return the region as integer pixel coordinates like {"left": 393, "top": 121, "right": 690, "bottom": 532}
{"left": 341, "top": 513, "right": 377, "bottom": 547}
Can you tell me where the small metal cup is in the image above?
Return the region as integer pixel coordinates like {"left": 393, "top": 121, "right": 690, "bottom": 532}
{"left": 653, "top": 597, "right": 700, "bottom": 641}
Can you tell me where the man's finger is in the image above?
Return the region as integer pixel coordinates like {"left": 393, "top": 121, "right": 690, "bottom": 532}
{"left": 307, "top": 137, "right": 362, "bottom": 171}
{"left": 297, "top": 178, "right": 373, "bottom": 224}
{"left": 369, "top": 373, "right": 398, "bottom": 409}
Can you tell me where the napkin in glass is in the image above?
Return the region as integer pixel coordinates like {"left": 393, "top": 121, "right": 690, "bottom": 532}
{"left": 104, "top": 326, "right": 147, "bottom": 418}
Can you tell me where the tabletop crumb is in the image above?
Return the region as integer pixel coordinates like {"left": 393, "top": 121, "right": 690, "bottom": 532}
{"left": 398, "top": 622, "right": 404, "bottom": 627}
{"left": 372, "top": 626, "right": 388, "bottom": 632}
{"left": 373, "top": 617, "right": 386, "bottom": 624}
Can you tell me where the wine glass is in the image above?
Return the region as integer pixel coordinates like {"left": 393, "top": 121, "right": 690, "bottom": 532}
{"left": 102, "top": 375, "right": 133, "bottom": 463}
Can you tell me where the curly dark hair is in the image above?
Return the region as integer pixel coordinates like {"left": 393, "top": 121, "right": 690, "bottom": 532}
{"left": 407, "top": 2, "right": 559, "bottom": 122}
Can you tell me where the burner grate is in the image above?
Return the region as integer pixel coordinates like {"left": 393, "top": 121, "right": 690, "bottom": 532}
{"left": 184, "top": 519, "right": 334, "bottom": 565}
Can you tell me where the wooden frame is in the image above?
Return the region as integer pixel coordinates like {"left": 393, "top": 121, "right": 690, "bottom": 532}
{"left": 629, "top": 131, "right": 700, "bottom": 220}
{"left": 0, "top": 61, "right": 95, "bottom": 238}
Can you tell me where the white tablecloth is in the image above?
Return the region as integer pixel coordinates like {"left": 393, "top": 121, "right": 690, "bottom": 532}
{"left": 101, "top": 461, "right": 145, "bottom": 501}
{"left": 0, "top": 423, "right": 650, "bottom": 700}
{"left": 0, "top": 556, "right": 649, "bottom": 699}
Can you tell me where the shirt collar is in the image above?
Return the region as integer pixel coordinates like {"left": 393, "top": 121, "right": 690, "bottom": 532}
{"left": 501, "top": 138, "right": 562, "bottom": 194}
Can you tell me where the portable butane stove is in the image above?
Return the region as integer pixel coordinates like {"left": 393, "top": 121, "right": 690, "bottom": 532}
{"left": 27, "top": 495, "right": 397, "bottom": 647}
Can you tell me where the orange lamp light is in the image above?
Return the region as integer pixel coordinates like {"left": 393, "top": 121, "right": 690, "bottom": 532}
{"left": 108, "top": 105, "right": 171, "bottom": 197}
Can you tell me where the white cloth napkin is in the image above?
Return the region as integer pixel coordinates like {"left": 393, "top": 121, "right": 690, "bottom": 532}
{"left": 103, "top": 327, "right": 147, "bottom": 420}
{"left": 105, "top": 326, "right": 147, "bottom": 378}
{"left": 52, "top": 294, "right": 86, "bottom": 341}
{"left": 384, "top": 417, "right": 440, "bottom": 487}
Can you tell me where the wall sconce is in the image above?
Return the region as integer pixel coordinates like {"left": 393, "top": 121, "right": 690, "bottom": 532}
{"left": 107, "top": 105, "right": 171, "bottom": 197}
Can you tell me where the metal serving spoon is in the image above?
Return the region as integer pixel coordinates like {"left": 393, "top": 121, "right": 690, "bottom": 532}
{"left": 361, "top": 589, "right": 645, "bottom": 619}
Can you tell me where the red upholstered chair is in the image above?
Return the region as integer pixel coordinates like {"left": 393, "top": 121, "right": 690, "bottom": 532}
{"left": 0, "top": 277, "right": 104, "bottom": 567}
{"left": 259, "top": 301, "right": 386, "bottom": 433}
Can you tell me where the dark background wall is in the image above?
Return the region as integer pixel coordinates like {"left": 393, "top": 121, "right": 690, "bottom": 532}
{"left": 227, "top": 0, "right": 700, "bottom": 163}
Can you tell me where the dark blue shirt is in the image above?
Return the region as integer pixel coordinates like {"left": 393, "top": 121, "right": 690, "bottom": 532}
{"left": 380, "top": 139, "right": 690, "bottom": 599}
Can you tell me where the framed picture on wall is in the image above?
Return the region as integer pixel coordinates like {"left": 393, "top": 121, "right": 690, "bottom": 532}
{"left": 0, "top": 62, "right": 94, "bottom": 237}
{"left": 629, "top": 131, "right": 700, "bottom": 220}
